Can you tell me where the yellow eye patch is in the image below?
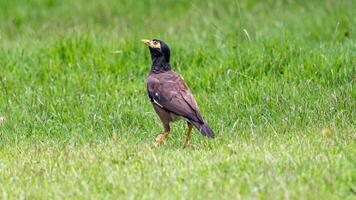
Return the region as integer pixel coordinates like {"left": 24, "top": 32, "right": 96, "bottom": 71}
{"left": 150, "top": 41, "right": 161, "bottom": 49}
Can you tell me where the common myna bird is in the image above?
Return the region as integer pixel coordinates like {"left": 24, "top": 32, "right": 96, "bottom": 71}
{"left": 141, "top": 39, "right": 214, "bottom": 147}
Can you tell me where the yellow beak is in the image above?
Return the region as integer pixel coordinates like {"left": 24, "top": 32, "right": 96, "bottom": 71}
{"left": 141, "top": 39, "right": 151, "bottom": 46}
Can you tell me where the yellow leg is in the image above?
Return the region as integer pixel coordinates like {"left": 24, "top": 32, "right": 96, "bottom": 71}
{"left": 183, "top": 123, "right": 193, "bottom": 146}
{"left": 155, "top": 131, "right": 170, "bottom": 146}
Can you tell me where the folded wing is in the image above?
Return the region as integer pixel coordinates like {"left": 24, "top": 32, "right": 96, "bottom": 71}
{"left": 147, "top": 71, "right": 204, "bottom": 124}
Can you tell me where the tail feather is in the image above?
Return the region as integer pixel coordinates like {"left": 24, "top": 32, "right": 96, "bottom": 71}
{"left": 191, "top": 121, "right": 214, "bottom": 138}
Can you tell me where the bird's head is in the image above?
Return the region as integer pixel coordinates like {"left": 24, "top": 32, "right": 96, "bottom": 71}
{"left": 141, "top": 39, "right": 171, "bottom": 68}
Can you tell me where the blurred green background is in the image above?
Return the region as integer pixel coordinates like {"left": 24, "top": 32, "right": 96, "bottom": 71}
{"left": 0, "top": 0, "right": 355, "bottom": 199}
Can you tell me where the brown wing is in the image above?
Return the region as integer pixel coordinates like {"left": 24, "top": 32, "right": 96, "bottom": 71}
{"left": 146, "top": 71, "right": 204, "bottom": 123}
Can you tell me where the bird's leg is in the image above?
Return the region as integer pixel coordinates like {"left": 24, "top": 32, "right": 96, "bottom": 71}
{"left": 183, "top": 123, "right": 193, "bottom": 147}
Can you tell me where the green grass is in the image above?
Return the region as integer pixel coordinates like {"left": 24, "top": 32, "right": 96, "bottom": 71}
{"left": 0, "top": 0, "right": 355, "bottom": 199}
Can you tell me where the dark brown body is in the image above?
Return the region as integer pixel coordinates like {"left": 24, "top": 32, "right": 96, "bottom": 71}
{"left": 147, "top": 71, "right": 214, "bottom": 138}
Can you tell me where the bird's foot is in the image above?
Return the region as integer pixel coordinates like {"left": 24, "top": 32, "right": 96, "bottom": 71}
{"left": 183, "top": 143, "right": 198, "bottom": 149}
{"left": 156, "top": 134, "right": 165, "bottom": 142}
{"left": 155, "top": 134, "right": 167, "bottom": 147}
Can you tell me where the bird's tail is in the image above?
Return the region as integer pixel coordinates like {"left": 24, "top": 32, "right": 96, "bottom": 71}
{"left": 191, "top": 121, "right": 214, "bottom": 138}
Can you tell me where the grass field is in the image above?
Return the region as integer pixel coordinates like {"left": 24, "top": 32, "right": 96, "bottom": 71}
{"left": 0, "top": 0, "right": 355, "bottom": 199}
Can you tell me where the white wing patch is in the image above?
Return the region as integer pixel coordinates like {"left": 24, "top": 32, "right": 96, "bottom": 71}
{"left": 153, "top": 99, "right": 164, "bottom": 108}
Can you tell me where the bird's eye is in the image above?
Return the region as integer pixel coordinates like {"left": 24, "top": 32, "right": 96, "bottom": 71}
{"left": 153, "top": 41, "right": 158, "bottom": 45}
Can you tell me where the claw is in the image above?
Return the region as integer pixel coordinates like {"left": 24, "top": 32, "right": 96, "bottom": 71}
{"left": 183, "top": 143, "right": 198, "bottom": 149}
{"left": 155, "top": 134, "right": 165, "bottom": 143}
{"left": 154, "top": 131, "right": 170, "bottom": 147}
